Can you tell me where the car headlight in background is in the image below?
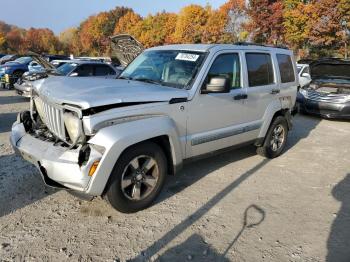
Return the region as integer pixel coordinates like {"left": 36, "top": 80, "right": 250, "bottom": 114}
{"left": 63, "top": 111, "right": 83, "bottom": 144}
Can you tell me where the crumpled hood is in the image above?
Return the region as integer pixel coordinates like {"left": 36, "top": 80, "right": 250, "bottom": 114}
{"left": 33, "top": 76, "right": 189, "bottom": 109}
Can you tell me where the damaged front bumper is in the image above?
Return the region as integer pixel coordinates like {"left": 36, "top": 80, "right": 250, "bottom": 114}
{"left": 10, "top": 120, "right": 103, "bottom": 195}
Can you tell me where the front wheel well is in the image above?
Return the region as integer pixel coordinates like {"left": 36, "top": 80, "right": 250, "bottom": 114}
{"left": 148, "top": 135, "right": 174, "bottom": 175}
{"left": 101, "top": 135, "right": 174, "bottom": 197}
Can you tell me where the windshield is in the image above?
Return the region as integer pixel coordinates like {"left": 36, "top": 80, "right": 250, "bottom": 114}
{"left": 57, "top": 62, "right": 77, "bottom": 75}
{"left": 14, "top": 56, "right": 32, "bottom": 64}
{"left": 119, "top": 50, "right": 206, "bottom": 89}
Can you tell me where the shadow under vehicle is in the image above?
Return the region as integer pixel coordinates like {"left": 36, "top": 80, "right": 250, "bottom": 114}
{"left": 297, "top": 58, "right": 350, "bottom": 119}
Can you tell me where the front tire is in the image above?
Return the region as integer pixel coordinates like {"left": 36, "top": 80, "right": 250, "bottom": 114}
{"left": 106, "top": 142, "right": 167, "bottom": 213}
{"left": 257, "top": 116, "right": 288, "bottom": 159}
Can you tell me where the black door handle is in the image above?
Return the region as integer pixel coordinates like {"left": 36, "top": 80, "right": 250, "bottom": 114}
{"left": 233, "top": 94, "right": 248, "bottom": 100}
{"left": 271, "top": 89, "right": 280, "bottom": 94}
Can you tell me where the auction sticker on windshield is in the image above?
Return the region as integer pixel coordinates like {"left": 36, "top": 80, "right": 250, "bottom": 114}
{"left": 176, "top": 53, "right": 200, "bottom": 62}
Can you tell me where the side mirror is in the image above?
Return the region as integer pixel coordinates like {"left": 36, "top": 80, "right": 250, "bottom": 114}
{"left": 301, "top": 72, "right": 311, "bottom": 79}
{"left": 31, "top": 62, "right": 38, "bottom": 67}
{"left": 202, "top": 77, "right": 229, "bottom": 94}
{"left": 70, "top": 72, "right": 78, "bottom": 77}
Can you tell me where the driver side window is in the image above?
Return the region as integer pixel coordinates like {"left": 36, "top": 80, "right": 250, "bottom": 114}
{"left": 206, "top": 53, "right": 241, "bottom": 90}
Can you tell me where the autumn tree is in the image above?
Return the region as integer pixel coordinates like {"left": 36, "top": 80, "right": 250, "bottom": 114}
{"left": 247, "top": 0, "right": 285, "bottom": 44}
{"left": 59, "top": 27, "right": 77, "bottom": 54}
{"left": 136, "top": 12, "right": 177, "bottom": 47}
{"left": 309, "top": 0, "right": 340, "bottom": 47}
{"left": 221, "top": 0, "right": 248, "bottom": 42}
{"left": 24, "top": 28, "right": 61, "bottom": 54}
{"left": 173, "top": 5, "right": 210, "bottom": 43}
{"left": 113, "top": 10, "right": 143, "bottom": 37}
{"left": 77, "top": 12, "right": 111, "bottom": 55}
{"left": 283, "top": 0, "right": 315, "bottom": 57}
{"left": 6, "top": 28, "right": 26, "bottom": 53}
{"left": 201, "top": 8, "right": 227, "bottom": 43}
{"left": 0, "top": 32, "right": 6, "bottom": 51}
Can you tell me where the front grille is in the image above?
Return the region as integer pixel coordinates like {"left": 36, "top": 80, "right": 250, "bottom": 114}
{"left": 34, "top": 97, "right": 66, "bottom": 141}
{"left": 307, "top": 90, "right": 348, "bottom": 104}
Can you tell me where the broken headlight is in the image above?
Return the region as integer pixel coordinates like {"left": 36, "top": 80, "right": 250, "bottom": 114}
{"left": 63, "top": 111, "right": 83, "bottom": 144}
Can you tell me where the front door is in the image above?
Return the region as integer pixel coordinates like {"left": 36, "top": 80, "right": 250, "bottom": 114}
{"left": 186, "top": 52, "right": 256, "bottom": 158}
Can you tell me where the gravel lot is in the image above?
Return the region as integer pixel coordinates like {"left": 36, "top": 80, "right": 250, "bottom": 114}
{"left": 0, "top": 88, "right": 349, "bottom": 262}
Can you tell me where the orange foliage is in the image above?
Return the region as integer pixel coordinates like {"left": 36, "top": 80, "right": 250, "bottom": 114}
{"left": 173, "top": 5, "right": 210, "bottom": 43}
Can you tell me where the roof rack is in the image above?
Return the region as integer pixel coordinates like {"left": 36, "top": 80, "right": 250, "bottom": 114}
{"left": 234, "top": 42, "right": 289, "bottom": 50}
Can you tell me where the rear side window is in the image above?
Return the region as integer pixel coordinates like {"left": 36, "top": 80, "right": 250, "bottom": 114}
{"left": 75, "top": 65, "right": 94, "bottom": 76}
{"left": 94, "top": 64, "right": 116, "bottom": 76}
{"left": 246, "top": 53, "right": 274, "bottom": 87}
{"left": 207, "top": 53, "right": 241, "bottom": 89}
{"left": 277, "top": 54, "right": 295, "bottom": 83}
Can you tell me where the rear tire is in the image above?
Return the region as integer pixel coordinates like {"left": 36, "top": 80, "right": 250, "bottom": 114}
{"left": 106, "top": 142, "right": 167, "bottom": 213}
{"left": 257, "top": 116, "right": 288, "bottom": 159}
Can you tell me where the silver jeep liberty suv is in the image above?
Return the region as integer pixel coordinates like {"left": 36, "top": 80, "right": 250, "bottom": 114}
{"left": 11, "top": 43, "right": 298, "bottom": 213}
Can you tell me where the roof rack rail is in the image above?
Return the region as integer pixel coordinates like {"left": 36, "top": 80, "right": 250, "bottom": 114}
{"left": 234, "top": 42, "right": 289, "bottom": 50}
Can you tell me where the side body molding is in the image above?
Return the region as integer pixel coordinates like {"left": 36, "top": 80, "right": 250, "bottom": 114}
{"left": 85, "top": 116, "right": 183, "bottom": 195}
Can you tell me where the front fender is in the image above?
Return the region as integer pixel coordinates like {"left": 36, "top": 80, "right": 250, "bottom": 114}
{"left": 85, "top": 115, "right": 183, "bottom": 196}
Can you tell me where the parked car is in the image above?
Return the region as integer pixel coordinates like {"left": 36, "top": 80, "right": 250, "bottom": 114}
{"left": 15, "top": 60, "right": 119, "bottom": 97}
{"left": 11, "top": 43, "right": 298, "bottom": 213}
{"left": 55, "top": 60, "right": 119, "bottom": 78}
{"left": 43, "top": 54, "right": 70, "bottom": 62}
{"left": 297, "top": 63, "right": 311, "bottom": 88}
{"left": 0, "top": 56, "right": 35, "bottom": 89}
{"left": 0, "top": 54, "right": 19, "bottom": 65}
{"left": 297, "top": 58, "right": 350, "bottom": 119}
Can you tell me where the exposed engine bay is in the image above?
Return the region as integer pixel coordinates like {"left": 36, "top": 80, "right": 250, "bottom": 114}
{"left": 308, "top": 81, "right": 350, "bottom": 95}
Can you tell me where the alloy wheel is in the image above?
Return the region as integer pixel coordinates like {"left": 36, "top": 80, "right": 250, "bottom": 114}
{"left": 120, "top": 155, "right": 159, "bottom": 201}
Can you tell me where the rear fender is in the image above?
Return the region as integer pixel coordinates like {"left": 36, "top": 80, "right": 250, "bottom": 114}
{"left": 257, "top": 100, "right": 282, "bottom": 139}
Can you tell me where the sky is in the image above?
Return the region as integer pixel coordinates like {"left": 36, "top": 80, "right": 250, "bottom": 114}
{"left": 1, "top": 0, "right": 228, "bottom": 35}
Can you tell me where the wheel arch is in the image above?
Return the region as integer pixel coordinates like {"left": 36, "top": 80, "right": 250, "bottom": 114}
{"left": 256, "top": 102, "right": 292, "bottom": 147}
{"left": 85, "top": 116, "right": 184, "bottom": 196}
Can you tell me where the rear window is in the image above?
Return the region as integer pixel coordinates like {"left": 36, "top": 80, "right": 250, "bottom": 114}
{"left": 277, "top": 54, "right": 295, "bottom": 83}
{"left": 246, "top": 53, "right": 274, "bottom": 87}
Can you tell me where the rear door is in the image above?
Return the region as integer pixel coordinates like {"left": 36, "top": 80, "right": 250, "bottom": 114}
{"left": 243, "top": 52, "right": 280, "bottom": 123}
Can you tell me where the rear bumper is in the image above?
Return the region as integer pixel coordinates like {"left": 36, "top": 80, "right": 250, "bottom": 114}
{"left": 297, "top": 94, "right": 350, "bottom": 119}
{"left": 10, "top": 121, "right": 103, "bottom": 195}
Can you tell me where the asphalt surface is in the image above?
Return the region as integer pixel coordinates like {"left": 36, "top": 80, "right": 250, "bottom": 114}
{"left": 0, "top": 88, "right": 349, "bottom": 262}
